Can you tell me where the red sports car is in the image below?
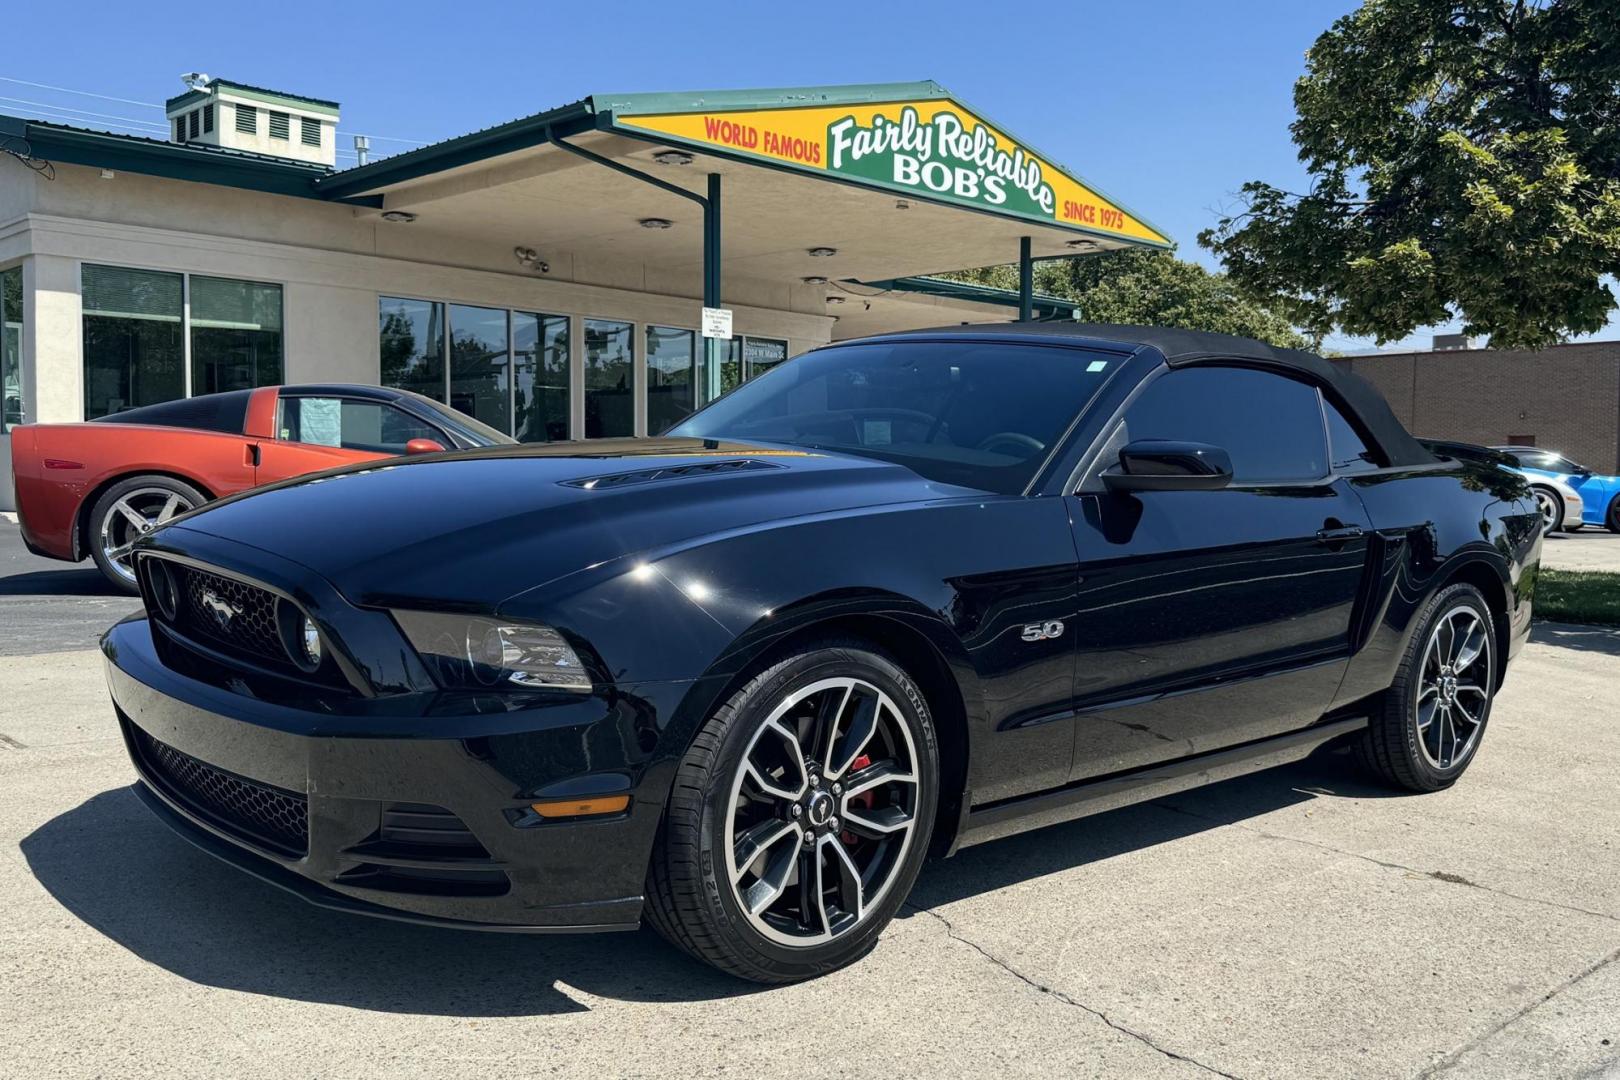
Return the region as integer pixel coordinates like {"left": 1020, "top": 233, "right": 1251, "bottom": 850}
{"left": 11, "top": 384, "right": 513, "bottom": 591}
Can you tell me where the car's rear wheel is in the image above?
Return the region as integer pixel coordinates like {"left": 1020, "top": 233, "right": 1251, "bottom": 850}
{"left": 88, "top": 475, "right": 205, "bottom": 593}
{"left": 1607, "top": 494, "right": 1620, "bottom": 534}
{"left": 1357, "top": 583, "right": 1496, "bottom": 793}
{"left": 645, "top": 640, "right": 938, "bottom": 982}
{"left": 1531, "top": 486, "right": 1564, "bottom": 534}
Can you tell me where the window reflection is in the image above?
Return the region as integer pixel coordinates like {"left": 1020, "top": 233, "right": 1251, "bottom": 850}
{"left": 191, "top": 276, "right": 283, "bottom": 395}
{"left": 585, "top": 319, "right": 633, "bottom": 438}
{"left": 647, "top": 325, "right": 696, "bottom": 435}
{"left": 82, "top": 265, "right": 184, "bottom": 419}
{"left": 449, "top": 304, "right": 510, "bottom": 433}
{"left": 380, "top": 297, "right": 446, "bottom": 403}
{"left": 515, "top": 312, "right": 569, "bottom": 442}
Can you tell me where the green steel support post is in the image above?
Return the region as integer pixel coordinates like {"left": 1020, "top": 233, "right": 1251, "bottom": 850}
{"left": 704, "top": 172, "right": 723, "bottom": 405}
{"left": 1018, "top": 236, "right": 1033, "bottom": 322}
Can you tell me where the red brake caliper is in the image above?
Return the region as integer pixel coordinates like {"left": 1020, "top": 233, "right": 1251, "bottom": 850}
{"left": 840, "top": 754, "right": 873, "bottom": 846}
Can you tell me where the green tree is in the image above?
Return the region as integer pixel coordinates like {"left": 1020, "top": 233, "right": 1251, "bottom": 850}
{"left": 944, "top": 249, "right": 1313, "bottom": 349}
{"left": 1201, "top": 0, "right": 1620, "bottom": 349}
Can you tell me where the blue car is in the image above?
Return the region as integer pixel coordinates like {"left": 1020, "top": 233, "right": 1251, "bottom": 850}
{"left": 1492, "top": 447, "right": 1620, "bottom": 533}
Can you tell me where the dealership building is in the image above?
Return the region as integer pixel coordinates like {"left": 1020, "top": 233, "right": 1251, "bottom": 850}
{"left": 0, "top": 78, "right": 1170, "bottom": 509}
{"left": 1334, "top": 338, "right": 1620, "bottom": 473}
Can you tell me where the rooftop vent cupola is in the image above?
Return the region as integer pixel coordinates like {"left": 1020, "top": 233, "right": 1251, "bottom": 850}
{"left": 165, "top": 74, "right": 340, "bottom": 167}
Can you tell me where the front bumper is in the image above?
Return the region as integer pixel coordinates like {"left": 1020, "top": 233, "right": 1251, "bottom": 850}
{"left": 104, "top": 615, "right": 684, "bottom": 933}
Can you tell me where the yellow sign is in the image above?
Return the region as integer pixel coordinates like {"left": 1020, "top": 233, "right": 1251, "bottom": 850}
{"left": 613, "top": 98, "right": 1168, "bottom": 246}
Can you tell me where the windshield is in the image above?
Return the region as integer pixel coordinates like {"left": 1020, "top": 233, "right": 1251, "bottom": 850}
{"left": 669, "top": 339, "right": 1119, "bottom": 493}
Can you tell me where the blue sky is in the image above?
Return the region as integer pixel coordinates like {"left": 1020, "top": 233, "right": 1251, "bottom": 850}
{"left": 5, "top": 0, "right": 1610, "bottom": 350}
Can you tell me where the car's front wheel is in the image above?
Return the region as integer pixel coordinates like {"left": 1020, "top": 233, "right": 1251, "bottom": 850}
{"left": 1358, "top": 583, "right": 1496, "bottom": 792}
{"left": 645, "top": 641, "right": 938, "bottom": 982}
{"left": 1606, "top": 494, "right": 1620, "bottom": 534}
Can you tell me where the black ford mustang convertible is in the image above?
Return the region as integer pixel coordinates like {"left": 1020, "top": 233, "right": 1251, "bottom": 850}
{"left": 104, "top": 324, "right": 1541, "bottom": 982}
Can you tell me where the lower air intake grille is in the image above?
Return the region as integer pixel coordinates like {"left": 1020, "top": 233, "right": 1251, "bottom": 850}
{"left": 132, "top": 725, "right": 308, "bottom": 856}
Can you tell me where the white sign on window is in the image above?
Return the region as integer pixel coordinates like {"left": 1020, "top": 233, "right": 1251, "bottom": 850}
{"left": 701, "top": 306, "right": 733, "bottom": 340}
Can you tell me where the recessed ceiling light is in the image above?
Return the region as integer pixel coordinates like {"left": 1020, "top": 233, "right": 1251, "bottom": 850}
{"left": 380, "top": 210, "right": 417, "bottom": 223}
{"left": 807, "top": 246, "right": 837, "bottom": 258}
{"left": 652, "top": 150, "right": 693, "bottom": 166}
{"left": 640, "top": 217, "right": 674, "bottom": 230}
{"left": 895, "top": 199, "right": 910, "bottom": 210}
{"left": 1066, "top": 238, "right": 1098, "bottom": 249}
{"left": 825, "top": 295, "right": 845, "bottom": 305}
{"left": 801, "top": 275, "right": 829, "bottom": 285}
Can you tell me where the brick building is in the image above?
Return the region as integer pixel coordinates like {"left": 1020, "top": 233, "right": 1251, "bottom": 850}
{"left": 1334, "top": 340, "right": 1620, "bottom": 472}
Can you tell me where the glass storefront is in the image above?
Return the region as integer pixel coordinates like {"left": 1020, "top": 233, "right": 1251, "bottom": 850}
{"left": 381, "top": 297, "right": 571, "bottom": 442}
{"left": 514, "top": 312, "right": 569, "bottom": 442}
{"left": 448, "top": 304, "right": 510, "bottom": 432}
{"left": 376, "top": 298, "right": 795, "bottom": 440}
{"left": 82, "top": 264, "right": 286, "bottom": 418}
{"left": 82, "top": 265, "right": 184, "bottom": 420}
{"left": 190, "top": 276, "right": 283, "bottom": 395}
{"left": 2, "top": 266, "right": 20, "bottom": 431}
{"left": 646, "top": 325, "right": 696, "bottom": 435}
{"left": 585, "top": 318, "right": 634, "bottom": 438}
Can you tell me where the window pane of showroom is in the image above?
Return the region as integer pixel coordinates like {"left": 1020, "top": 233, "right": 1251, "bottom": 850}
{"left": 82, "top": 265, "right": 184, "bottom": 419}
{"left": 585, "top": 319, "right": 633, "bottom": 439}
{"left": 191, "top": 276, "right": 283, "bottom": 395}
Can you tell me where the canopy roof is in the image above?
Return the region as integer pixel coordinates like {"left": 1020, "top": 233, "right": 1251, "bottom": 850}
{"left": 3, "top": 80, "right": 1170, "bottom": 303}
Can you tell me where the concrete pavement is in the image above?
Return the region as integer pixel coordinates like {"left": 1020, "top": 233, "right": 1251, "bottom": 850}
{"left": 1542, "top": 528, "right": 1620, "bottom": 574}
{"left": 1, "top": 518, "right": 1617, "bottom": 1078}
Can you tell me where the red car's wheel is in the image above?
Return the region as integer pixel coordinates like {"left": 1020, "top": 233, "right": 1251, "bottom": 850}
{"left": 88, "top": 475, "right": 206, "bottom": 593}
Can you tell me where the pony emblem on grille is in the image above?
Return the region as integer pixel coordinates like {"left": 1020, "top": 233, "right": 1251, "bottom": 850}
{"left": 199, "top": 589, "right": 241, "bottom": 629}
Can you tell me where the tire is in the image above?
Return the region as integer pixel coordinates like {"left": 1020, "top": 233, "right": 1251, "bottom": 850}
{"left": 87, "top": 475, "right": 206, "bottom": 593}
{"left": 1356, "top": 583, "right": 1496, "bottom": 793}
{"left": 645, "top": 639, "right": 939, "bottom": 982}
{"left": 1607, "top": 495, "right": 1620, "bottom": 534}
{"left": 1531, "top": 486, "right": 1564, "bottom": 534}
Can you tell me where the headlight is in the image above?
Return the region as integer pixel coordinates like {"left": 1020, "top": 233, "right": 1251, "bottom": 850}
{"left": 392, "top": 611, "right": 590, "bottom": 692}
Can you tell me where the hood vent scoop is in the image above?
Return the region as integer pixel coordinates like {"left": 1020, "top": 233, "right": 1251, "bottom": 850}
{"left": 561, "top": 457, "right": 787, "bottom": 491}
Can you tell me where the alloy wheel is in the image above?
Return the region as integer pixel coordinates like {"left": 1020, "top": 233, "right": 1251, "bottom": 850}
{"left": 723, "top": 677, "right": 921, "bottom": 948}
{"left": 1414, "top": 605, "right": 1492, "bottom": 770}
{"left": 99, "top": 487, "right": 195, "bottom": 584}
{"left": 1534, "top": 489, "right": 1560, "bottom": 533}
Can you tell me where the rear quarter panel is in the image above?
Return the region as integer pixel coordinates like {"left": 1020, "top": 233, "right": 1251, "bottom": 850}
{"left": 1335, "top": 461, "right": 1540, "bottom": 706}
{"left": 11, "top": 423, "right": 256, "bottom": 559}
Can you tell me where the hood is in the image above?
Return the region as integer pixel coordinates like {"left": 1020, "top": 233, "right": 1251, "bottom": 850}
{"left": 165, "top": 438, "right": 963, "bottom": 609}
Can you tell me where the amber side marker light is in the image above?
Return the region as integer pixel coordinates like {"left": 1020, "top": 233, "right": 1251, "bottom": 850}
{"left": 531, "top": 794, "right": 631, "bottom": 819}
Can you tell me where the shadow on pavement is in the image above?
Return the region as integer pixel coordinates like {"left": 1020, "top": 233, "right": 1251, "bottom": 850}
{"left": 906, "top": 752, "right": 1381, "bottom": 911}
{"left": 0, "top": 567, "right": 123, "bottom": 597}
{"left": 1530, "top": 621, "right": 1620, "bottom": 658}
{"left": 20, "top": 788, "right": 759, "bottom": 1013}
{"left": 24, "top": 754, "right": 1386, "bottom": 1012}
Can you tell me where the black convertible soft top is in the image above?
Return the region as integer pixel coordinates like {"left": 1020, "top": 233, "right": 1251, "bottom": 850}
{"left": 880, "top": 321, "right": 1436, "bottom": 469}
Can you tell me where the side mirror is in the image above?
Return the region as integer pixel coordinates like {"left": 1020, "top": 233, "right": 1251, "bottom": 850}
{"left": 1102, "top": 440, "right": 1233, "bottom": 492}
{"left": 403, "top": 438, "right": 447, "bottom": 456}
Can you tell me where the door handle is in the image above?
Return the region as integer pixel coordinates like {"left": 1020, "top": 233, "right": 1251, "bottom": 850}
{"left": 1316, "top": 524, "right": 1364, "bottom": 544}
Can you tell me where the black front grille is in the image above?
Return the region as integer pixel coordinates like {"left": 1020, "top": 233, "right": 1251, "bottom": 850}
{"left": 131, "top": 725, "right": 308, "bottom": 856}
{"left": 172, "top": 563, "right": 285, "bottom": 664}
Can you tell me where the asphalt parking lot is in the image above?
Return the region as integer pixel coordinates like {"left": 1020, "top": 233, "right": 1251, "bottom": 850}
{"left": 1, "top": 518, "right": 1616, "bottom": 1080}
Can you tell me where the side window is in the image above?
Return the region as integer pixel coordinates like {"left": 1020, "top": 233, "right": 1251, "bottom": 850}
{"left": 1323, "top": 396, "right": 1381, "bottom": 474}
{"left": 1118, "top": 366, "right": 1328, "bottom": 483}
{"left": 279, "top": 397, "right": 441, "bottom": 453}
